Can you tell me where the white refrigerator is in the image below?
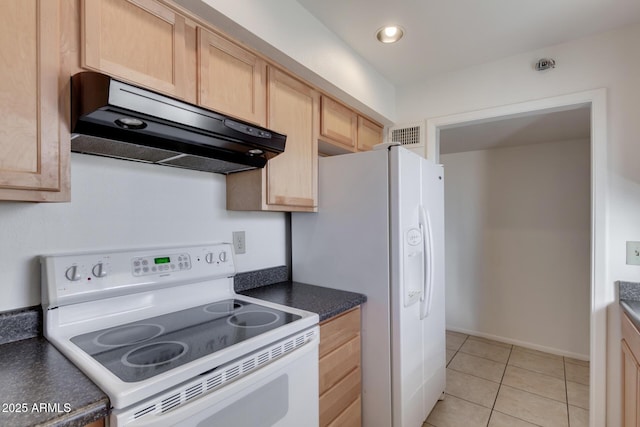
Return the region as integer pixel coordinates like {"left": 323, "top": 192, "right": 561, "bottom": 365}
{"left": 292, "top": 144, "right": 445, "bottom": 427}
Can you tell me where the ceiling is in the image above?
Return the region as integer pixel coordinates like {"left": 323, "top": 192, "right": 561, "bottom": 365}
{"left": 297, "top": 0, "right": 640, "bottom": 86}
{"left": 439, "top": 106, "right": 591, "bottom": 155}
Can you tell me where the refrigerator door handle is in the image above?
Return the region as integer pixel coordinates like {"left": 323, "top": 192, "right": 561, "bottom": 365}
{"left": 419, "top": 206, "right": 435, "bottom": 319}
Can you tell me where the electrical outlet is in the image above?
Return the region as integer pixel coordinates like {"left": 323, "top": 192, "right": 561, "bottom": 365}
{"left": 627, "top": 241, "right": 640, "bottom": 265}
{"left": 233, "top": 231, "right": 246, "bottom": 254}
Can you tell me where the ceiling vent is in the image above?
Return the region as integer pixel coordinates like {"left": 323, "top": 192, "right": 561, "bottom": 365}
{"left": 388, "top": 121, "right": 425, "bottom": 150}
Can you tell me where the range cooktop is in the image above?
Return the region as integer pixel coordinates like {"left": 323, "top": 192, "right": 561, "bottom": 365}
{"left": 70, "top": 299, "right": 301, "bottom": 382}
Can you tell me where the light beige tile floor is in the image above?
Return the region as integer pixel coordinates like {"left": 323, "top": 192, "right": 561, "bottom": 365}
{"left": 424, "top": 331, "right": 590, "bottom": 427}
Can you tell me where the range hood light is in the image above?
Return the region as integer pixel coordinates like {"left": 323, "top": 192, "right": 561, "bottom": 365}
{"left": 115, "top": 117, "right": 147, "bottom": 130}
{"left": 248, "top": 149, "right": 264, "bottom": 155}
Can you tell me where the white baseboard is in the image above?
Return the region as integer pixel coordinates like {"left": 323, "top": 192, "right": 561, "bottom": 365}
{"left": 446, "top": 326, "right": 590, "bottom": 361}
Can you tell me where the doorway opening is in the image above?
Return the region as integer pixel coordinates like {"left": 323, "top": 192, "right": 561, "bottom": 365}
{"left": 426, "top": 89, "right": 607, "bottom": 427}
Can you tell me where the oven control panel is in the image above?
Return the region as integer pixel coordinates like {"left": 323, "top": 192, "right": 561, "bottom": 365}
{"left": 41, "top": 243, "right": 235, "bottom": 308}
{"left": 132, "top": 252, "right": 192, "bottom": 276}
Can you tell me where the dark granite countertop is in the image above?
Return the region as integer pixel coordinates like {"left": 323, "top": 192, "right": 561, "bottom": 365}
{"left": 0, "top": 266, "right": 362, "bottom": 427}
{"left": 620, "top": 281, "right": 640, "bottom": 332}
{"left": 239, "top": 280, "right": 367, "bottom": 322}
{"left": 0, "top": 336, "right": 109, "bottom": 427}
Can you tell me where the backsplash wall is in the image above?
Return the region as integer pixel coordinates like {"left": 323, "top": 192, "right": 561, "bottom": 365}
{"left": 0, "top": 153, "right": 287, "bottom": 313}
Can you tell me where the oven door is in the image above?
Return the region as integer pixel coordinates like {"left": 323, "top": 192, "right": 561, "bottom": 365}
{"left": 112, "top": 334, "right": 319, "bottom": 427}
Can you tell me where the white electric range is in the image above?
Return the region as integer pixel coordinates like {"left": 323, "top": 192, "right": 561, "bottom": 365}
{"left": 41, "top": 243, "right": 319, "bottom": 426}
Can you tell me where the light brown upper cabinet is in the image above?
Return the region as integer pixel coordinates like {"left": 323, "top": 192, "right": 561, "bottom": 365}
{"left": 227, "top": 67, "right": 318, "bottom": 212}
{"left": 318, "top": 95, "right": 383, "bottom": 155}
{"left": 319, "top": 96, "right": 357, "bottom": 155}
{"left": 81, "top": 0, "right": 188, "bottom": 99}
{"left": 357, "top": 116, "right": 383, "bottom": 152}
{"left": 265, "top": 67, "right": 319, "bottom": 210}
{"left": 0, "top": 0, "right": 69, "bottom": 202}
{"left": 197, "top": 27, "right": 267, "bottom": 126}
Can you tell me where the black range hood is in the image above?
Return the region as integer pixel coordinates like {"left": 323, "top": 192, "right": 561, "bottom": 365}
{"left": 70, "top": 72, "right": 286, "bottom": 174}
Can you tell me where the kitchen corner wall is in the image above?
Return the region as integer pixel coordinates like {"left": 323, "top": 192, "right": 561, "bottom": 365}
{"left": 442, "top": 139, "right": 591, "bottom": 358}
{"left": 0, "top": 154, "right": 287, "bottom": 313}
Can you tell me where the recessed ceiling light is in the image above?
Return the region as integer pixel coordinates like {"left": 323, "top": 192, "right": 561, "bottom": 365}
{"left": 376, "top": 25, "right": 404, "bottom": 44}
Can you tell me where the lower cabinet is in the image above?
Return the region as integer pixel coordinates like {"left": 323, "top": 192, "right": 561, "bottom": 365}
{"left": 319, "top": 307, "right": 361, "bottom": 427}
{"left": 621, "top": 311, "right": 640, "bottom": 427}
{"left": 84, "top": 418, "right": 104, "bottom": 427}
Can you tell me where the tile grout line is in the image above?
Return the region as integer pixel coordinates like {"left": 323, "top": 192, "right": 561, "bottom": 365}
{"left": 464, "top": 335, "right": 567, "bottom": 426}
{"left": 444, "top": 332, "right": 586, "bottom": 427}
{"left": 491, "top": 345, "right": 563, "bottom": 427}
{"left": 485, "top": 344, "right": 513, "bottom": 427}
{"left": 563, "top": 357, "right": 570, "bottom": 427}
{"left": 450, "top": 351, "right": 565, "bottom": 387}
{"left": 428, "top": 333, "right": 470, "bottom": 427}
{"left": 445, "top": 333, "right": 469, "bottom": 367}
{"left": 467, "top": 345, "right": 568, "bottom": 382}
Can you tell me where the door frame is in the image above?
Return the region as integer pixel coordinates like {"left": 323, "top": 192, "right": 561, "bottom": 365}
{"left": 426, "top": 88, "right": 607, "bottom": 427}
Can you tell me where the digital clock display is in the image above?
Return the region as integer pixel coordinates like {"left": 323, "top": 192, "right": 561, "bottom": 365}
{"left": 154, "top": 257, "right": 170, "bottom": 264}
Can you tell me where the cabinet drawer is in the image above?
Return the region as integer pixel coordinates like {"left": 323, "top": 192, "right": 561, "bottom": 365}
{"left": 319, "top": 307, "right": 360, "bottom": 358}
{"left": 320, "top": 335, "right": 360, "bottom": 394}
{"left": 319, "top": 366, "right": 360, "bottom": 426}
{"left": 327, "top": 396, "right": 361, "bottom": 427}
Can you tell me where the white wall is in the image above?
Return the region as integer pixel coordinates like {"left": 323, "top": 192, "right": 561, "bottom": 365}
{"left": 0, "top": 154, "right": 287, "bottom": 313}
{"left": 397, "top": 23, "right": 640, "bottom": 426}
{"left": 442, "top": 139, "right": 591, "bottom": 358}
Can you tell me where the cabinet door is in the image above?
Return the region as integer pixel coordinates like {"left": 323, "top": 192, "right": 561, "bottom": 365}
{"left": 357, "top": 116, "right": 383, "bottom": 151}
{"left": 0, "top": 0, "right": 67, "bottom": 201}
{"left": 198, "top": 28, "right": 266, "bottom": 126}
{"left": 319, "top": 96, "right": 356, "bottom": 154}
{"left": 622, "top": 339, "right": 640, "bottom": 427}
{"left": 266, "top": 67, "right": 318, "bottom": 209}
{"left": 82, "top": 0, "right": 187, "bottom": 99}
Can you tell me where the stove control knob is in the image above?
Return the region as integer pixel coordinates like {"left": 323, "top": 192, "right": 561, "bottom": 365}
{"left": 65, "top": 265, "right": 81, "bottom": 282}
{"left": 92, "top": 263, "right": 107, "bottom": 278}
{"left": 219, "top": 251, "right": 227, "bottom": 262}
{"left": 205, "top": 252, "right": 214, "bottom": 264}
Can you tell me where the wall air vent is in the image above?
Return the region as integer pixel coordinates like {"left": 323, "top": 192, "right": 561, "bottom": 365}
{"left": 388, "top": 122, "right": 425, "bottom": 150}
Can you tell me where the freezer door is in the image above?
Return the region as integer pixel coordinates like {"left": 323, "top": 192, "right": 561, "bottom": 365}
{"left": 389, "top": 146, "right": 446, "bottom": 427}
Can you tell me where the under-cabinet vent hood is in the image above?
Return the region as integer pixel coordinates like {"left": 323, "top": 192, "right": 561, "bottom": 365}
{"left": 70, "top": 72, "right": 286, "bottom": 174}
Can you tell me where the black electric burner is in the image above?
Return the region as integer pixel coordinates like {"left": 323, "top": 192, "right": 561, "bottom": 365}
{"left": 70, "top": 299, "right": 301, "bottom": 382}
